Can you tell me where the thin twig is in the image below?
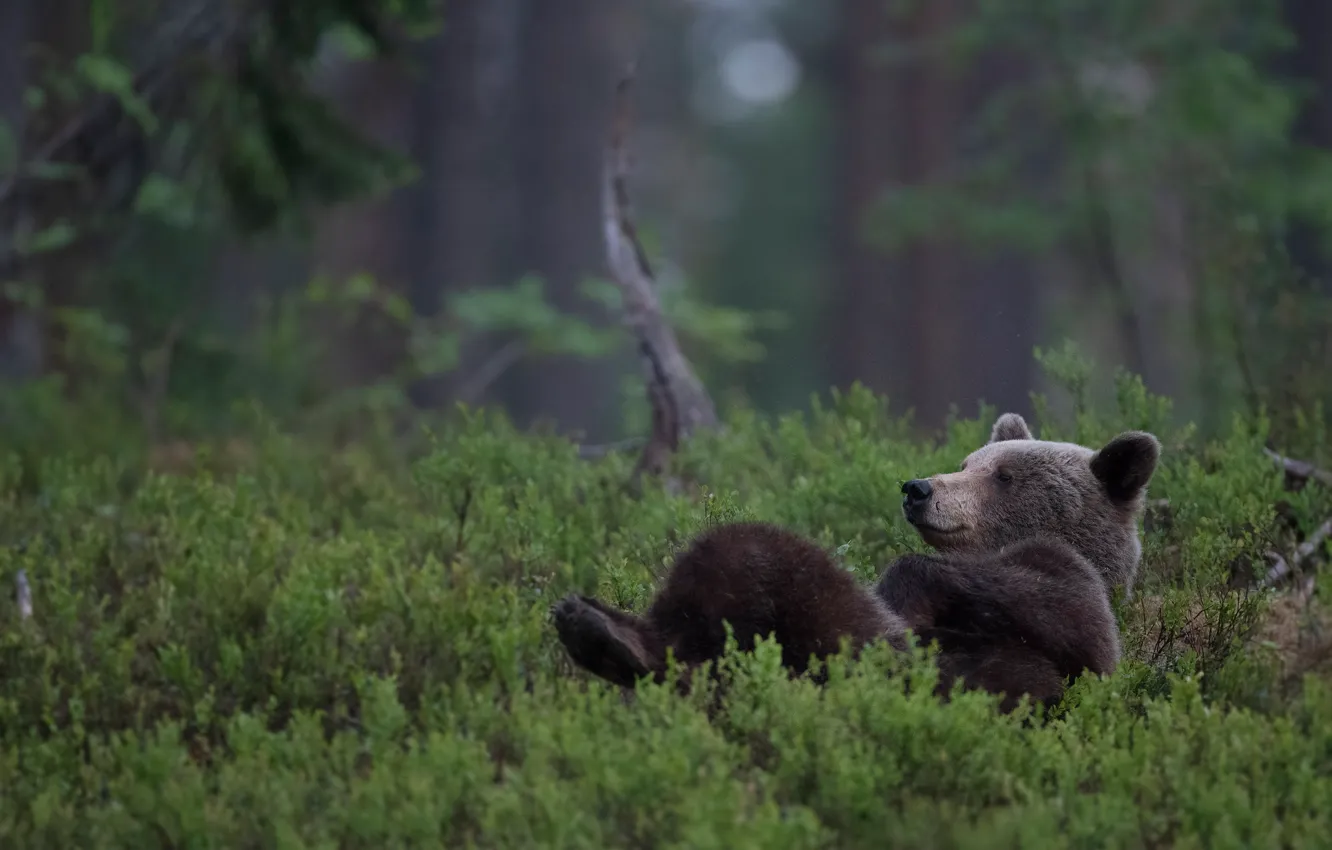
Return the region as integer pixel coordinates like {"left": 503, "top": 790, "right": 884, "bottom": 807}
{"left": 576, "top": 437, "right": 646, "bottom": 459}
{"left": 15, "top": 569, "right": 31, "bottom": 621}
{"left": 454, "top": 340, "right": 526, "bottom": 405}
{"left": 141, "top": 316, "right": 184, "bottom": 443}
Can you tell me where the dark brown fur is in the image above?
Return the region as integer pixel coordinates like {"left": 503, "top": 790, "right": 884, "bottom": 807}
{"left": 553, "top": 522, "right": 908, "bottom": 689}
{"left": 876, "top": 540, "right": 1119, "bottom": 712}
{"left": 552, "top": 413, "right": 1160, "bottom": 712}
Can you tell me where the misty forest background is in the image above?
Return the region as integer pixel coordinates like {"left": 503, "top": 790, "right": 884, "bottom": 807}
{"left": 11, "top": 2, "right": 1332, "bottom": 845}
{"left": 3, "top": 0, "right": 1332, "bottom": 451}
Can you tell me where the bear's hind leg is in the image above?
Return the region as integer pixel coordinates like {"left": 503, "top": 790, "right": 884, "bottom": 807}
{"left": 552, "top": 595, "right": 664, "bottom": 688}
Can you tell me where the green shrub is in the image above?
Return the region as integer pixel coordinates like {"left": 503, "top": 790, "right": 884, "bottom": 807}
{"left": 1, "top": 381, "right": 1330, "bottom": 848}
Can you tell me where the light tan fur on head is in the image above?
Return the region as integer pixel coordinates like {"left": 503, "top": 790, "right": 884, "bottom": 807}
{"left": 903, "top": 412, "right": 1161, "bottom": 595}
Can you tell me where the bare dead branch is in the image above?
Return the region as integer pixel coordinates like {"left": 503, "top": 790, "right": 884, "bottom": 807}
{"left": 15, "top": 569, "right": 31, "bottom": 621}
{"left": 1262, "top": 518, "right": 1332, "bottom": 590}
{"left": 1264, "top": 447, "right": 1332, "bottom": 489}
{"left": 1294, "top": 519, "right": 1330, "bottom": 566}
{"left": 454, "top": 340, "right": 527, "bottom": 406}
{"left": 576, "top": 437, "right": 646, "bottom": 459}
{"left": 1294, "top": 574, "right": 1318, "bottom": 608}
{"left": 601, "top": 62, "right": 717, "bottom": 482}
{"left": 140, "top": 316, "right": 184, "bottom": 442}
{"left": 1264, "top": 551, "right": 1292, "bottom": 587}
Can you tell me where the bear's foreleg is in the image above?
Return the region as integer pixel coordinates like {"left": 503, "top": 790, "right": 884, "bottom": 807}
{"left": 874, "top": 548, "right": 1120, "bottom": 706}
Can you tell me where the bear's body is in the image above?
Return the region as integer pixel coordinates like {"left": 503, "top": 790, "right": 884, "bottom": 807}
{"left": 877, "top": 540, "right": 1119, "bottom": 711}
{"left": 554, "top": 522, "right": 908, "bottom": 689}
{"left": 552, "top": 413, "right": 1160, "bottom": 711}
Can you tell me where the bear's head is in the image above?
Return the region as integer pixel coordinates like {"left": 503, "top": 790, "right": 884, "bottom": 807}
{"left": 900, "top": 412, "right": 1161, "bottom": 595}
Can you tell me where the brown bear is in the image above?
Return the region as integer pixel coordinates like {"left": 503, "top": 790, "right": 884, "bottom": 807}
{"left": 551, "top": 412, "right": 1161, "bottom": 712}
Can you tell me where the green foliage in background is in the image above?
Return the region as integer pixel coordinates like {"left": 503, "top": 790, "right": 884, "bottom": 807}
{"left": 17, "top": 0, "right": 441, "bottom": 239}
{"left": 856, "top": 0, "right": 1332, "bottom": 429}
{"left": 0, "top": 262, "right": 778, "bottom": 458}
{"left": 3, "top": 0, "right": 780, "bottom": 446}
{"left": 1, "top": 358, "right": 1331, "bottom": 847}
{"left": 869, "top": 0, "right": 1327, "bottom": 253}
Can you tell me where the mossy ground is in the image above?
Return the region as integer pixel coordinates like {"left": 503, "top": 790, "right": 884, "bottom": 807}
{"left": 1, "top": 382, "right": 1331, "bottom": 848}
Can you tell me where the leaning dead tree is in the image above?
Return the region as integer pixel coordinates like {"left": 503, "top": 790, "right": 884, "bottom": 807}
{"left": 601, "top": 65, "right": 718, "bottom": 479}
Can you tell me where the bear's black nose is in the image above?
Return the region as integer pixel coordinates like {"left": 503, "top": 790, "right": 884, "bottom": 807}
{"left": 901, "top": 478, "right": 933, "bottom": 507}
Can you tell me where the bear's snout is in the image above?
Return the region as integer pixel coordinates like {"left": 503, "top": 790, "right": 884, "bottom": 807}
{"left": 902, "top": 478, "right": 933, "bottom": 517}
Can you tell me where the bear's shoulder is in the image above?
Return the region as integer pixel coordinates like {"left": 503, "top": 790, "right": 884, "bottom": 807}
{"left": 988, "top": 536, "right": 1101, "bottom": 584}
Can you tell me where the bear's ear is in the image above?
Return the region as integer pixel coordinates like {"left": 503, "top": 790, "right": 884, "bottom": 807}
{"left": 989, "top": 412, "right": 1033, "bottom": 444}
{"left": 1090, "top": 431, "right": 1161, "bottom": 504}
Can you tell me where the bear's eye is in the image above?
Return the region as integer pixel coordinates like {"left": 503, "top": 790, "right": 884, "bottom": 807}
{"left": 995, "top": 469, "right": 1013, "bottom": 484}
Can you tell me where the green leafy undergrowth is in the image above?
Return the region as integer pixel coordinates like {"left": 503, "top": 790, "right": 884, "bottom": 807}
{"left": 1, "top": 386, "right": 1331, "bottom": 848}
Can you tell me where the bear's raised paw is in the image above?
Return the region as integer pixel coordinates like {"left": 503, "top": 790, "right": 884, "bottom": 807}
{"left": 551, "top": 595, "right": 660, "bottom": 688}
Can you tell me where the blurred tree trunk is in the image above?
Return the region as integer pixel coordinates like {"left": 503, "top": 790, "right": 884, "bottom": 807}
{"left": 265, "top": 1, "right": 526, "bottom": 406}
{"left": 0, "top": 0, "right": 40, "bottom": 379}
{"left": 898, "top": 0, "right": 970, "bottom": 426}
{"left": 829, "top": 0, "right": 909, "bottom": 410}
{"left": 498, "top": 0, "right": 620, "bottom": 440}
{"left": 956, "top": 49, "right": 1038, "bottom": 423}
{"left": 9, "top": 0, "right": 91, "bottom": 384}
{"left": 1114, "top": 170, "right": 1196, "bottom": 410}
{"left": 304, "top": 55, "right": 417, "bottom": 390}
{"left": 1281, "top": 0, "right": 1332, "bottom": 289}
{"left": 830, "top": 0, "right": 1036, "bottom": 430}
{"left": 1065, "top": 53, "right": 1192, "bottom": 411}
{"left": 0, "top": 0, "right": 28, "bottom": 178}
{"left": 407, "top": 0, "right": 521, "bottom": 409}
